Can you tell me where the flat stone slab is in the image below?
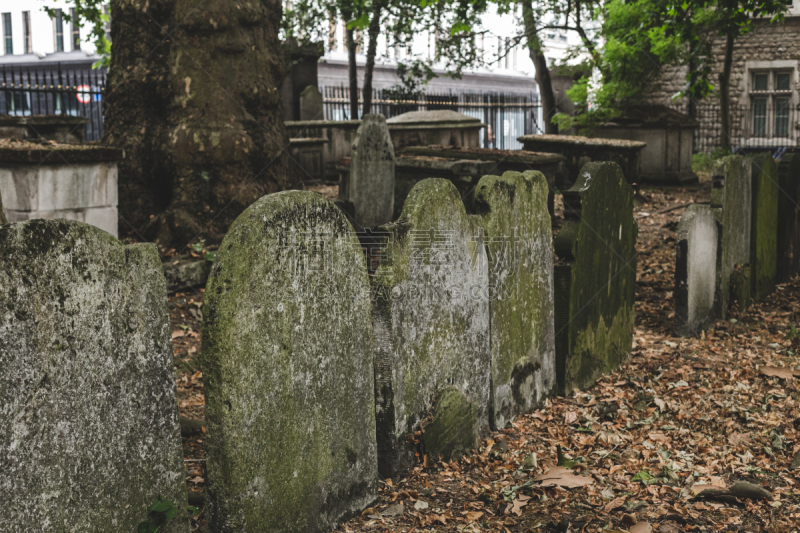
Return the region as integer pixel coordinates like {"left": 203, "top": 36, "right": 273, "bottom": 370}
{"left": 401, "top": 145, "right": 565, "bottom": 165}
{"left": 473, "top": 171, "right": 555, "bottom": 429}
{"left": 0, "top": 138, "right": 121, "bottom": 164}
{"left": 387, "top": 110, "right": 484, "bottom": 126}
{"left": 553, "top": 162, "right": 637, "bottom": 392}
{"left": 518, "top": 134, "right": 646, "bottom": 150}
{"left": 675, "top": 205, "right": 718, "bottom": 336}
{"left": 0, "top": 219, "right": 186, "bottom": 533}
{"left": 201, "top": 191, "right": 377, "bottom": 532}
{"left": 373, "top": 178, "right": 490, "bottom": 477}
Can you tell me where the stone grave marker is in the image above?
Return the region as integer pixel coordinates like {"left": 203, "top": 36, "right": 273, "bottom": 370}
{"left": 201, "top": 191, "right": 377, "bottom": 532}
{"left": 299, "top": 85, "right": 324, "bottom": 121}
{"left": 0, "top": 186, "right": 6, "bottom": 224}
{"left": 675, "top": 205, "right": 718, "bottom": 336}
{"left": 749, "top": 153, "right": 779, "bottom": 301}
{"left": 553, "top": 162, "right": 637, "bottom": 393}
{"left": 373, "top": 178, "right": 490, "bottom": 478}
{"left": 347, "top": 114, "right": 395, "bottom": 228}
{"left": 0, "top": 220, "right": 186, "bottom": 533}
{"left": 777, "top": 152, "right": 800, "bottom": 283}
{"left": 711, "top": 156, "right": 751, "bottom": 316}
{"left": 472, "top": 170, "right": 555, "bottom": 429}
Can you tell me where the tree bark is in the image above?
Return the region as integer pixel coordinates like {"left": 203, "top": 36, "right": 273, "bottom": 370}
{"left": 521, "top": 0, "right": 558, "bottom": 134}
{"left": 719, "top": 32, "right": 734, "bottom": 153}
{"left": 362, "top": 3, "right": 383, "bottom": 115}
{"left": 104, "top": 0, "right": 295, "bottom": 248}
{"left": 340, "top": 6, "right": 360, "bottom": 120}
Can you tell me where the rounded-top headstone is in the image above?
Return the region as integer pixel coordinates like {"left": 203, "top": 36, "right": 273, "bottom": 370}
{"left": 201, "top": 191, "right": 377, "bottom": 533}
{"left": 0, "top": 219, "right": 186, "bottom": 533}
{"left": 349, "top": 114, "right": 395, "bottom": 228}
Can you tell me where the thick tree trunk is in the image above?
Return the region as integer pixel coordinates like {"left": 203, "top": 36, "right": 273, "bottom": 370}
{"left": 346, "top": 29, "right": 359, "bottom": 119}
{"left": 104, "top": 0, "right": 295, "bottom": 248}
{"left": 362, "top": 4, "right": 382, "bottom": 115}
{"left": 719, "top": 32, "right": 734, "bottom": 153}
{"left": 521, "top": 0, "right": 557, "bottom": 134}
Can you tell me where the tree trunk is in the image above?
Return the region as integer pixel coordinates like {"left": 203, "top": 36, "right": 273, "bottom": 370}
{"left": 340, "top": 7, "right": 360, "bottom": 120}
{"left": 521, "top": 0, "right": 558, "bottom": 134}
{"left": 104, "top": 0, "right": 295, "bottom": 248}
{"left": 362, "top": 3, "right": 383, "bottom": 115}
{"left": 719, "top": 32, "right": 734, "bottom": 153}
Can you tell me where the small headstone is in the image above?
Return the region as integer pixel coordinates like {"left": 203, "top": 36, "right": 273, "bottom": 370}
{"left": 348, "top": 114, "right": 395, "bottom": 228}
{"left": 750, "top": 153, "right": 779, "bottom": 301}
{"left": 553, "top": 162, "right": 637, "bottom": 392}
{"left": 201, "top": 191, "right": 377, "bottom": 532}
{"left": 0, "top": 220, "right": 186, "bottom": 533}
{"left": 299, "top": 85, "right": 324, "bottom": 121}
{"left": 711, "top": 156, "right": 752, "bottom": 317}
{"left": 675, "top": 205, "right": 718, "bottom": 336}
{"left": 472, "top": 171, "right": 555, "bottom": 429}
{"left": 373, "top": 178, "right": 490, "bottom": 478}
{"left": 777, "top": 153, "right": 800, "bottom": 283}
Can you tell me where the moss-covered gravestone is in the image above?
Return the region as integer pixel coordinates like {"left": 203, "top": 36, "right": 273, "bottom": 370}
{"left": 675, "top": 205, "right": 718, "bottom": 336}
{"left": 346, "top": 114, "right": 395, "bottom": 228}
{"left": 373, "top": 179, "right": 490, "bottom": 477}
{"left": 201, "top": 191, "right": 377, "bottom": 532}
{"left": 472, "top": 171, "right": 555, "bottom": 429}
{"left": 711, "top": 156, "right": 752, "bottom": 317}
{"left": 749, "top": 154, "right": 779, "bottom": 301}
{"left": 0, "top": 220, "right": 186, "bottom": 533}
{"left": 777, "top": 153, "right": 800, "bottom": 283}
{"left": 0, "top": 187, "right": 6, "bottom": 224}
{"left": 553, "top": 162, "right": 637, "bottom": 393}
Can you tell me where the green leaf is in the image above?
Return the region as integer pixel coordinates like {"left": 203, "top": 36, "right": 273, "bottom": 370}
{"left": 632, "top": 470, "right": 656, "bottom": 484}
{"left": 204, "top": 251, "right": 217, "bottom": 263}
{"left": 149, "top": 497, "right": 176, "bottom": 514}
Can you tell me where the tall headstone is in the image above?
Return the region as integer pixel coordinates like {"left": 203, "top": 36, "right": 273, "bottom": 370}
{"left": 201, "top": 191, "right": 377, "bottom": 533}
{"left": 299, "top": 85, "right": 324, "bottom": 121}
{"left": 711, "top": 156, "right": 752, "bottom": 317}
{"left": 675, "top": 205, "right": 718, "bottom": 336}
{"left": 347, "top": 114, "right": 395, "bottom": 228}
{"left": 0, "top": 220, "right": 186, "bottom": 533}
{"left": 749, "top": 153, "right": 779, "bottom": 301}
{"left": 553, "top": 162, "right": 637, "bottom": 393}
{"left": 777, "top": 153, "right": 800, "bottom": 283}
{"left": 472, "top": 171, "right": 555, "bottom": 430}
{"left": 373, "top": 178, "right": 490, "bottom": 478}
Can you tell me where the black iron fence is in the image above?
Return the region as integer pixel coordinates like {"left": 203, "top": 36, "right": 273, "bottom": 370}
{"left": 1, "top": 64, "right": 106, "bottom": 141}
{"left": 683, "top": 103, "right": 800, "bottom": 155}
{"left": 322, "top": 86, "right": 542, "bottom": 150}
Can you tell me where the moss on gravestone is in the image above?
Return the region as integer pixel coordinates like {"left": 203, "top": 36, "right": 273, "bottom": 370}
{"left": 372, "top": 178, "right": 490, "bottom": 479}
{"left": 422, "top": 388, "right": 479, "bottom": 462}
{"left": 471, "top": 171, "right": 555, "bottom": 429}
{"left": 749, "top": 153, "right": 779, "bottom": 301}
{"left": 0, "top": 219, "right": 187, "bottom": 533}
{"left": 730, "top": 264, "right": 752, "bottom": 312}
{"left": 553, "top": 162, "right": 637, "bottom": 393}
{"left": 0, "top": 188, "right": 6, "bottom": 224}
{"left": 777, "top": 153, "right": 800, "bottom": 283}
{"left": 201, "top": 191, "right": 377, "bottom": 533}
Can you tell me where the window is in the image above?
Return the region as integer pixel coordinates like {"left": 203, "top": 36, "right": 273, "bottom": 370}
{"left": 2, "top": 13, "right": 11, "bottom": 55}
{"left": 750, "top": 70, "right": 794, "bottom": 137}
{"left": 103, "top": 4, "right": 111, "bottom": 41}
{"left": 22, "top": 12, "right": 31, "bottom": 54}
{"left": 53, "top": 8, "right": 64, "bottom": 52}
{"left": 71, "top": 8, "right": 80, "bottom": 50}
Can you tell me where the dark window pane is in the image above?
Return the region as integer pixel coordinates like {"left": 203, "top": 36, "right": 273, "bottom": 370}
{"left": 23, "top": 12, "right": 31, "bottom": 54}
{"left": 754, "top": 73, "right": 769, "bottom": 91}
{"left": 776, "top": 72, "right": 791, "bottom": 91}
{"left": 3, "top": 13, "right": 12, "bottom": 55}
{"left": 754, "top": 97, "right": 767, "bottom": 136}
{"left": 55, "top": 9, "right": 63, "bottom": 52}
{"left": 775, "top": 97, "right": 790, "bottom": 136}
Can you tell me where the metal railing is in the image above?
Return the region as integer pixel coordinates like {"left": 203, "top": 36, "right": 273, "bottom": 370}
{"left": 1, "top": 63, "right": 106, "bottom": 141}
{"left": 322, "top": 85, "right": 542, "bottom": 150}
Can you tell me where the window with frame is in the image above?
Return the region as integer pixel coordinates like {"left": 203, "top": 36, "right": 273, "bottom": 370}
{"left": 71, "top": 8, "right": 80, "bottom": 50}
{"left": 751, "top": 70, "right": 793, "bottom": 137}
{"left": 23, "top": 12, "right": 31, "bottom": 54}
{"left": 53, "top": 8, "right": 64, "bottom": 52}
{"left": 3, "top": 13, "right": 12, "bottom": 55}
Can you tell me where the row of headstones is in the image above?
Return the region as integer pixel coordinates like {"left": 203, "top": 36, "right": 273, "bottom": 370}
{"left": 675, "top": 153, "right": 800, "bottom": 335}
{"left": 0, "top": 163, "right": 636, "bottom": 532}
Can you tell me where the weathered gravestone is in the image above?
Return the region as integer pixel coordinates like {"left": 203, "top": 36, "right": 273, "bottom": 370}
{"left": 711, "top": 156, "right": 752, "bottom": 316}
{"left": 299, "top": 85, "right": 324, "bottom": 121}
{"left": 373, "top": 178, "right": 490, "bottom": 477}
{"left": 472, "top": 171, "right": 555, "bottom": 429}
{"left": 0, "top": 187, "right": 6, "bottom": 224}
{"left": 0, "top": 220, "right": 186, "bottom": 533}
{"left": 749, "top": 153, "right": 779, "bottom": 301}
{"left": 675, "top": 205, "right": 718, "bottom": 336}
{"left": 777, "top": 152, "right": 800, "bottom": 283}
{"left": 553, "top": 162, "right": 637, "bottom": 393}
{"left": 201, "top": 191, "right": 377, "bottom": 532}
{"left": 345, "top": 114, "right": 395, "bottom": 228}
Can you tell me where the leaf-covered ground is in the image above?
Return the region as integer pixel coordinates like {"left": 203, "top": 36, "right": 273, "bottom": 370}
{"left": 172, "top": 181, "right": 800, "bottom": 532}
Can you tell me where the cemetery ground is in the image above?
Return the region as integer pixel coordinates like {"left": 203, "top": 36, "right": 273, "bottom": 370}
{"left": 169, "top": 181, "right": 800, "bottom": 532}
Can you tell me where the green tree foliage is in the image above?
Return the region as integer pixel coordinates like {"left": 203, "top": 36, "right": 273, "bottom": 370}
{"left": 42, "top": 0, "right": 110, "bottom": 67}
